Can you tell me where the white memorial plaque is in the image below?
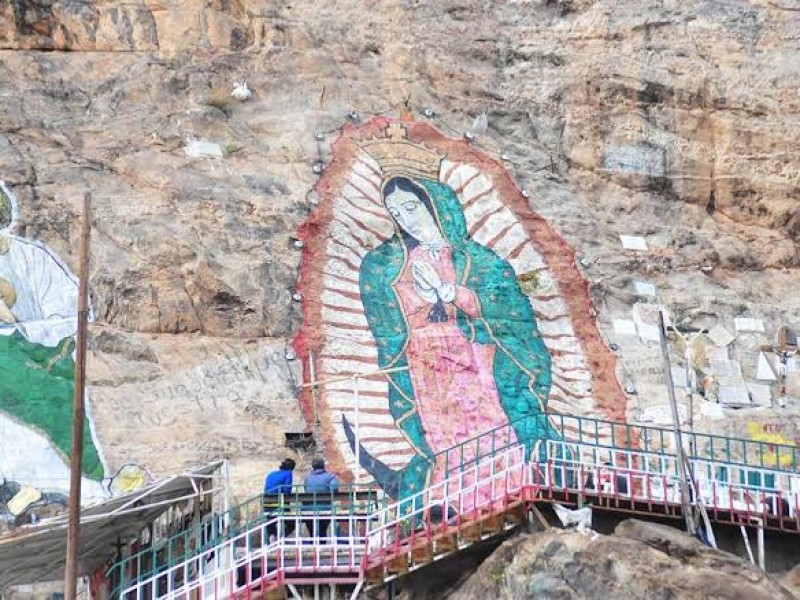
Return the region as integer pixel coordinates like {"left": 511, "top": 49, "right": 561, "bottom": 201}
{"left": 719, "top": 384, "right": 751, "bottom": 407}
{"left": 707, "top": 324, "right": 735, "bottom": 348}
{"left": 755, "top": 352, "right": 777, "bottom": 382}
{"left": 747, "top": 382, "right": 772, "bottom": 407}
{"left": 734, "top": 317, "right": 766, "bottom": 333}
{"left": 619, "top": 235, "right": 649, "bottom": 251}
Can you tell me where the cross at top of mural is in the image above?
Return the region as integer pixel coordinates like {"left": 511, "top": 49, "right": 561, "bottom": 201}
{"left": 294, "top": 117, "right": 626, "bottom": 500}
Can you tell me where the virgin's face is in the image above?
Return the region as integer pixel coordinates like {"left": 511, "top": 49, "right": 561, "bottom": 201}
{"left": 385, "top": 189, "right": 442, "bottom": 244}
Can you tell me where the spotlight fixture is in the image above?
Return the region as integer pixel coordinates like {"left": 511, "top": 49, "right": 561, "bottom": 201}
{"left": 284, "top": 349, "right": 297, "bottom": 361}
{"left": 314, "top": 131, "right": 325, "bottom": 141}
{"left": 349, "top": 110, "right": 361, "bottom": 122}
{"left": 521, "top": 190, "right": 530, "bottom": 198}
{"left": 609, "top": 343, "right": 620, "bottom": 351}
{"left": 312, "top": 162, "right": 324, "bottom": 174}
{"left": 422, "top": 108, "right": 435, "bottom": 118}
{"left": 291, "top": 238, "right": 304, "bottom": 249}
{"left": 292, "top": 292, "right": 303, "bottom": 302}
{"left": 624, "top": 383, "right": 637, "bottom": 395}
{"left": 464, "top": 131, "right": 475, "bottom": 142}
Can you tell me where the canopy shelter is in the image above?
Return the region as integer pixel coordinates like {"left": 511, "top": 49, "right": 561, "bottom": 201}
{"left": 0, "top": 461, "right": 224, "bottom": 590}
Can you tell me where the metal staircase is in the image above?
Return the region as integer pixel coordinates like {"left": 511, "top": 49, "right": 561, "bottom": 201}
{"left": 112, "top": 411, "right": 800, "bottom": 600}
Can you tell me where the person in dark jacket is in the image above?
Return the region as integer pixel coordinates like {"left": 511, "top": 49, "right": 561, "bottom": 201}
{"left": 304, "top": 457, "right": 339, "bottom": 538}
{"left": 263, "top": 458, "right": 296, "bottom": 542}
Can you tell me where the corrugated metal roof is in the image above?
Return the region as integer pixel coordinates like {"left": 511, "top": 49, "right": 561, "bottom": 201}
{"left": 0, "top": 462, "right": 223, "bottom": 589}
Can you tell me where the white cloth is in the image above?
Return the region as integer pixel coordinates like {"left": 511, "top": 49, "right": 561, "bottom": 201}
{"left": 0, "top": 235, "right": 79, "bottom": 347}
{"left": 0, "top": 231, "right": 106, "bottom": 497}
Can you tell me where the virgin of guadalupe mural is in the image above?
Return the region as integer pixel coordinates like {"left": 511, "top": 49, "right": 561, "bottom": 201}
{"left": 0, "top": 181, "right": 104, "bottom": 505}
{"left": 294, "top": 119, "right": 626, "bottom": 503}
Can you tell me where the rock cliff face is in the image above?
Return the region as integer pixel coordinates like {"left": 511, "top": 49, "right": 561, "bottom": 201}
{"left": 452, "top": 520, "right": 797, "bottom": 599}
{"left": 1, "top": 0, "right": 799, "bottom": 511}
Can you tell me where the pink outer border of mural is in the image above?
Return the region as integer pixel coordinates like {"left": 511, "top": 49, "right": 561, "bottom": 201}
{"left": 292, "top": 116, "right": 628, "bottom": 479}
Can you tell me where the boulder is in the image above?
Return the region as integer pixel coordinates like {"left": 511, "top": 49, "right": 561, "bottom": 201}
{"left": 451, "top": 520, "right": 795, "bottom": 600}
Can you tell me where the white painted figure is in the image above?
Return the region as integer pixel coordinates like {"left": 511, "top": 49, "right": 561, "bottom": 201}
{"left": 0, "top": 181, "right": 105, "bottom": 506}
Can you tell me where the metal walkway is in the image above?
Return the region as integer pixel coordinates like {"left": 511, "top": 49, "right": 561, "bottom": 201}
{"left": 110, "top": 412, "right": 800, "bottom": 599}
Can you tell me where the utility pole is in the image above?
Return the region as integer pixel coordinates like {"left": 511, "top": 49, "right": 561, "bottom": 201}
{"left": 657, "top": 310, "right": 696, "bottom": 534}
{"left": 65, "top": 193, "right": 91, "bottom": 600}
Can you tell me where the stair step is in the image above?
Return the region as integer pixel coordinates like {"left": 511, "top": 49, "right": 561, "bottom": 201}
{"left": 366, "top": 567, "right": 385, "bottom": 585}
{"left": 461, "top": 524, "right": 481, "bottom": 542}
{"left": 505, "top": 504, "right": 527, "bottom": 525}
{"left": 262, "top": 588, "right": 286, "bottom": 600}
{"left": 435, "top": 534, "right": 458, "bottom": 553}
{"left": 386, "top": 555, "right": 410, "bottom": 574}
{"left": 481, "top": 514, "right": 504, "bottom": 534}
{"left": 412, "top": 544, "right": 434, "bottom": 564}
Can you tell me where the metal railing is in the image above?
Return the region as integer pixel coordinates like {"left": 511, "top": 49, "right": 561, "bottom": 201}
{"left": 113, "top": 411, "right": 800, "bottom": 598}
{"left": 363, "top": 445, "right": 527, "bottom": 575}
{"left": 121, "top": 513, "right": 373, "bottom": 600}
{"left": 537, "top": 439, "right": 800, "bottom": 531}
{"left": 439, "top": 412, "right": 800, "bottom": 481}
{"left": 109, "top": 484, "right": 381, "bottom": 598}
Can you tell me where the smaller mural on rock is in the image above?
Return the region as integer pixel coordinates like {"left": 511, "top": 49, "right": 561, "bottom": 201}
{"left": 0, "top": 180, "right": 105, "bottom": 513}
{"left": 746, "top": 422, "right": 799, "bottom": 469}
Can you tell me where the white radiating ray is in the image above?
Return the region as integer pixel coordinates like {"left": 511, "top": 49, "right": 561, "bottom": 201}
{"left": 331, "top": 207, "right": 390, "bottom": 247}
{"left": 351, "top": 150, "right": 384, "bottom": 193}
{"left": 327, "top": 239, "right": 366, "bottom": 269}
{"left": 491, "top": 223, "right": 529, "bottom": 260}
{"left": 532, "top": 297, "right": 571, "bottom": 320}
{"left": 322, "top": 324, "right": 375, "bottom": 344}
{"left": 325, "top": 376, "right": 388, "bottom": 395}
{"left": 508, "top": 243, "right": 548, "bottom": 273}
{"left": 322, "top": 272, "right": 360, "bottom": 296}
{"left": 553, "top": 365, "right": 593, "bottom": 382}
{"left": 464, "top": 190, "right": 503, "bottom": 226}
{"left": 471, "top": 210, "right": 517, "bottom": 247}
{"left": 324, "top": 258, "right": 361, "bottom": 284}
{"left": 539, "top": 317, "right": 576, "bottom": 338}
{"left": 321, "top": 289, "right": 365, "bottom": 311}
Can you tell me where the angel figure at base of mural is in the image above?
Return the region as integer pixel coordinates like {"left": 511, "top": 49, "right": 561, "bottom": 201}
{"left": 341, "top": 124, "right": 562, "bottom": 506}
{"left": 0, "top": 181, "right": 104, "bottom": 507}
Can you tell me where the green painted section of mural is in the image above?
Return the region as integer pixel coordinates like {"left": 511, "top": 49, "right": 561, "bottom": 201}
{"left": 0, "top": 331, "right": 103, "bottom": 480}
{"left": 356, "top": 176, "right": 559, "bottom": 500}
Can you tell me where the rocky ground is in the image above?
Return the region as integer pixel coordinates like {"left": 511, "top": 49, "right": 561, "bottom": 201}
{"left": 450, "top": 519, "right": 799, "bottom": 599}
{"left": 1, "top": 0, "right": 799, "bottom": 502}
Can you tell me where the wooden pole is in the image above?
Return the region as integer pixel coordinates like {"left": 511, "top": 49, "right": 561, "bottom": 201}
{"left": 65, "top": 192, "right": 91, "bottom": 600}
{"left": 657, "top": 310, "right": 696, "bottom": 534}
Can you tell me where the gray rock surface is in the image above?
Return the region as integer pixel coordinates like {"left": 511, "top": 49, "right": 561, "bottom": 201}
{"left": 451, "top": 519, "right": 797, "bottom": 599}
{"left": 1, "top": 0, "right": 799, "bottom": 504}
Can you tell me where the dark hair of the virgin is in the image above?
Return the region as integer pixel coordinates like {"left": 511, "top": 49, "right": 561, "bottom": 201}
{"left": 382, "top": 176, "right": 448, "bottom": 324}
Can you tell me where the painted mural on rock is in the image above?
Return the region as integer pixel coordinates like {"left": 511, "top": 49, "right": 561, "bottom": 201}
{"left": 0, "top": 181, "right": 105, "bottom": 515}
{"left": 294, "top": 118, "right": 626, "bottom": 500}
